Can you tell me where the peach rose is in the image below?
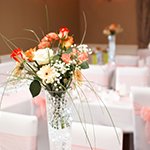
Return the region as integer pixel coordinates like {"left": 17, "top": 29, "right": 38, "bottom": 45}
{"left": 78, "top": 52, "right": 88, "bottom": 62}
{"left": 41, "top": 36, "right": 49, "bottom": 42}
{"left": 38, "top": 41, "right": 51, "bottom": 49}
{"left": 61, "top": 53, "right": 71, "bottom": 64}
{"left": 46, "top": 32, "right": 59, "bottom": 41}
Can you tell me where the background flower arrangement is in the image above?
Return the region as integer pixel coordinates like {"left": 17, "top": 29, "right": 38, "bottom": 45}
{"left": 103, "top": 23, "right": 123, "bottom": 36}
{"left": 10, "top": 27, "right": 91, "bottom": 97}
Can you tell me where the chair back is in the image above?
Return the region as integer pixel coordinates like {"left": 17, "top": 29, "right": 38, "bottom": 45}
{"left": 137, "top": 49, "right": 150, "bottom": 60}
{"left": 115, "top": 55, "right": 139, "bottom": 67}
{"left": 0, "top": 61, "right": 16, "bottom": 85}
{"left": 82, "top": 64, "right": 115, "bottom": 88}
{"left": 145, "top": 56, "right": 150, "bottom": 67}
{"left": 72, "top": 122, "right": 123, "bottom": 150}
{"left": 0, "top": 54, "right": 13, "bottom": 63}
{"left": 115, "top": 66, "right": 150, "bottom": 96}
{"left": 131, "top": 87, "right": 150, "bottom": 150}
{"left": 0, "top": 111, "right": 38, "bottom": 150}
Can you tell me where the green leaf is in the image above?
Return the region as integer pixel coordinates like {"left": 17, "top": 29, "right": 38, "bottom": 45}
{"left": 34, "top": 76, "right": 42, "bottom": 81}
{"left": 65, "top": 47, "right": 72, "bottom": 54}
{"left": 29, "top": 80, "right": 41, "bottom": 97}
{"left": 53, "top": 55, "right": 60, "bottom": 61}
{"left": 80, "top": 61, "right": 89, "bottom": 69}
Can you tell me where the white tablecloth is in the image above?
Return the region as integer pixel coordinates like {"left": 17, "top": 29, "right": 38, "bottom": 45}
{"left": 0, "top": 88, "right": 133, "bottom": 150}
{"left": 72, "top": 89, "right": 133, "bottom": 133}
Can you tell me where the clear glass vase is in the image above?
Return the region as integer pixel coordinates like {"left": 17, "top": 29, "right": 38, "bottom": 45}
{"left": 46, "top": 91, "right": 72, "bottom": 150}
{"left": 108, "top": 35, "right": 116, "bottom": 62}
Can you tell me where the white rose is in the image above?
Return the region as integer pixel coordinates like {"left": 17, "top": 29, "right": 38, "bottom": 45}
{"left": 33, "top": 48, "right": 53, "bottom": 65}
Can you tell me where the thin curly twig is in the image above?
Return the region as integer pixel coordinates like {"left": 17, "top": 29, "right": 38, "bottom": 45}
{"left": 80, "top": 11, "right": 87, "bottom": 45}
{"left": 24, "top": 28, "right": 40, "bottom": 43}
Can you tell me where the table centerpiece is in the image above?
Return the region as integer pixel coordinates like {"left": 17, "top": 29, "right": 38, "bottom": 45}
{"left": 103, "top": 23, "right": 123, "bottom": 62}
{"left": 9, "top": 27, "right": 92, "bottom": 150}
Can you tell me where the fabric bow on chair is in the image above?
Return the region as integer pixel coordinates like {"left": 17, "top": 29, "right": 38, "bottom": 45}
{"left": 134, "top": 103, "right": 150, "bottom": 144}
{"left": 0, "top": 111, "right": 38, "bottom": 150}
{"left": 33, "top": 96, "right": 46, "bottom": 119}
{"left": 131, "top": 87, "right": 150, "bottom": 150}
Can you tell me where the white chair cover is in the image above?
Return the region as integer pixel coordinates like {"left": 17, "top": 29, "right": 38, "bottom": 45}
{"left": 137, "top": 49, "right": 150, "bottom": 60}
{"left": 145, "top": 56, "right": 150, "bottom": 67}
{"left": 0, "top": 111, "right": 38, "bottom": 150}
{"left": 0, "top": 61, "right": 16, "bottom": 85}
{"left": 131, "top": 87, "right": 150, "bottom": 150}
{"left": 115, "top": 66, "right": 150, "bottom": 96}
{"left": 72, "top": 122, "right": 123, "bottom": 150}
{"left": 82, "top": 64, "right": 115, "bottom": 89}
{"left": 0, "top": 61, "right": 33, "bottom": 115}
{"left": 115, "top": 55, "right": 139, "bottom": 67}
{"left": 0, "top": 54, "right": 13, "bottom": 63}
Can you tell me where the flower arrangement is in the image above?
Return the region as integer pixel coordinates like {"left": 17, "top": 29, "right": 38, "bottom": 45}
{"left": 8, "top": 27, "right": 117, "bottom": 150}
{"left": 10, "top": 27, "right": 91, "bottom": 97}
{"left": 103, "top": 23, "right": 123, "bottom": 36}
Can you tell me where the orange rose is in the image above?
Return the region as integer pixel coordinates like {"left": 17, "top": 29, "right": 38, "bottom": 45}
{"left": 73, "top": 69, "right": 83, "bottom": 84}
{"left": 109, "top": 23, "right": 118, "bottom": 31}
{"left": 61, "top": 36, "right": 74, "bottom": 49}
{"left": 25, "top": 47, "right": 36, "bottom": 61}
{"left": 10, "top": 48, "right": 24, "bottom": 63}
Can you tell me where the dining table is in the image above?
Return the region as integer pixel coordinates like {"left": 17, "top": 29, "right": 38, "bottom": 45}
{"left": 0, "top": 62, "right": 134, "bottom": 150}
{"left": 0, "top": 85, "right": 134, "bottom": 149}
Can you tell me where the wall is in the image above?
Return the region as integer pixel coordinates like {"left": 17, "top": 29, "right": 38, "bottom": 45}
{"left": 79, "top": 0, "right": 138, "bottom": 45}
{"left": 0, "top": 0, "right": 80, "bottom": 55}
{"left": 0, "top": 0, "right": 138, "bottom": 55}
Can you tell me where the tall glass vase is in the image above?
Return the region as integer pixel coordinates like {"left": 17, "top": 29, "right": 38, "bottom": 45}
{"left": 46, "top": 91, "right": 72, "bottom": 150}
{"left": 108, "top": 35, "right": 116, "bottom": 62}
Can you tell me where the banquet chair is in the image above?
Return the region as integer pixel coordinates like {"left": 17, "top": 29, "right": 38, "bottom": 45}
{"left": 72, "top": 122, "right": 123, "bottom": 150}
{"left": 131, "top": 87, "right": 150, "bottom": 150}
{"left": 137, "top": 49, "right": 150, "bottom": 60}
{"left": 0, "top": 54, "right": 13, "bottom": 63}
{"left": 115, "top": 55, "right": 139, "bottom": 67}
{"left": 0, "top": 61, "right": 16, "bottom": 85}
{"left": 82, "top": 64, "right": 115, "bottom": 89}
{"left": 74, "top": 64, "right": 115, "bottom": 101}
{"left": 0, "top": 111, "right": 38, "bottom": 150}
{"left": 145, "top": 56, "right": 150, "bottom": 67}
{"left": 115, "top": 66, "right": 150, "bottom": 96}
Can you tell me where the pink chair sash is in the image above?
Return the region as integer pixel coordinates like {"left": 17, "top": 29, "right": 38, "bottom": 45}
{"left": 134, "top": 103, "right": 150, "bottom": 144}
{"left": 33, "top": 96, "right": 46, "bottom": 119}
{"left": 0, "top": 132, "right": 36, "bottom": 150}
{"left": 72, "top": 144, "right": 104, "bottom": 150}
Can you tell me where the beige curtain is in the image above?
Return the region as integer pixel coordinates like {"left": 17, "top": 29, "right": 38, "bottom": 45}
{"left": 137, "top": 0, "right": 150, "bottom": 48}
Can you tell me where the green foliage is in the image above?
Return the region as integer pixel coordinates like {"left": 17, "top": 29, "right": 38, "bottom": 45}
{"left": 29, "top": 80, "right": 41, "bottom": 97}
{"left": 65, "top": 47, "right": 72, "bottom": 54}
{"left": 80, "top": 61, "right": 89, "bottom": 69}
